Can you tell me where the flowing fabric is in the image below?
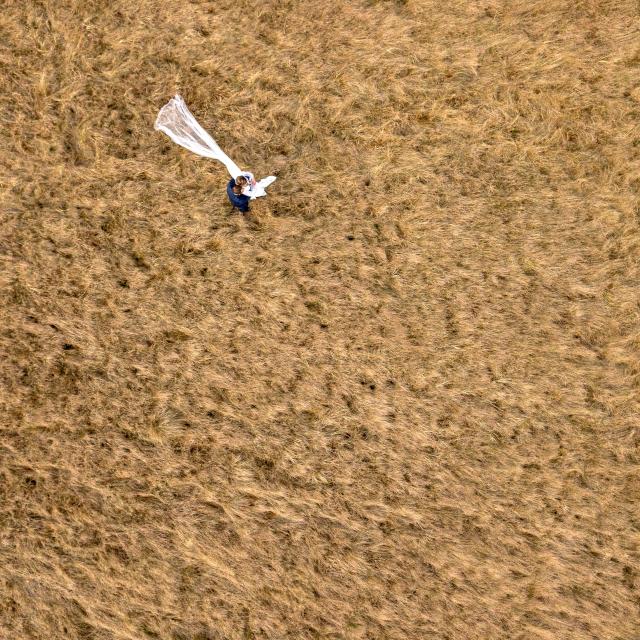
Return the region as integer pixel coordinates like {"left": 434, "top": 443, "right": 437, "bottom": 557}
{"left": 154, "top": 95, "right": 276, "bottom": 199}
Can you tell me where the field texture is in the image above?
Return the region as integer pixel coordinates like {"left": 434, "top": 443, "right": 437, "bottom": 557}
{"left": 1, "top": 0, "right": 639, "bottom": 638}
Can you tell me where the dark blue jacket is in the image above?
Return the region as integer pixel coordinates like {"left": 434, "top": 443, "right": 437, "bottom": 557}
{"left": 226, "top": 178, "right": 250, "bottom": 212}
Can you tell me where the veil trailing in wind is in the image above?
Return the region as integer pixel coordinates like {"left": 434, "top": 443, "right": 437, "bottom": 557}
{"left": 154, "top": 95, "right": 276, "bottom": 199}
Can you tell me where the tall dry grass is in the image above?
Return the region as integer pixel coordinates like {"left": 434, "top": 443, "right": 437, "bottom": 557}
{"left": 1, "top": 0, "right": 639, "bottom": 638}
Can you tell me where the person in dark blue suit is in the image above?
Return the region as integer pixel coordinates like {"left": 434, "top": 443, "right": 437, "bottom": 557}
{"left": 226, "top": 177, "right": 250, "bottom": 213}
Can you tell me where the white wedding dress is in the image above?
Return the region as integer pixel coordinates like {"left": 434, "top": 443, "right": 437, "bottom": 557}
{"left": 154, "top": 95, "right": 276, "bottom": 199}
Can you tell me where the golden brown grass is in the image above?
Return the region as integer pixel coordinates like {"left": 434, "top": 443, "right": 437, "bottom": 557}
{"left": 1, "top": 0, "right": 639, "bottom": 638}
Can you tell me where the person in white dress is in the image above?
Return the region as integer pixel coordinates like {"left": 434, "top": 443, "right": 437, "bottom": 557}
{"left": 154, "top": 95, "right": 276, "bottom": 205}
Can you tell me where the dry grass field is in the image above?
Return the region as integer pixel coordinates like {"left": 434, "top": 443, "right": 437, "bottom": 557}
{"left": 1, "top": 0, "right": 640, "bottom": 638}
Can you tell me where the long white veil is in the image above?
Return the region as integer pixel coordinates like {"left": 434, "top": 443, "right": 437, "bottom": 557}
{"left": 154, "top": 95, "right": 276, "bottom": 198}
